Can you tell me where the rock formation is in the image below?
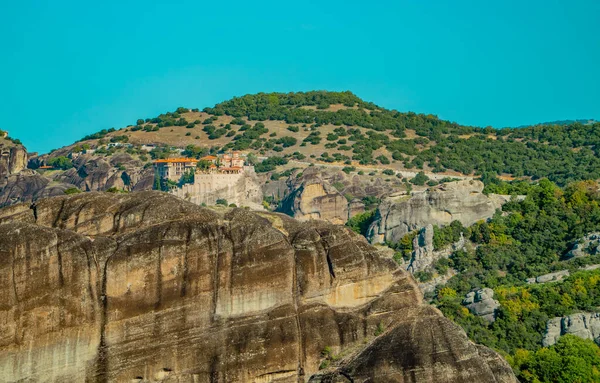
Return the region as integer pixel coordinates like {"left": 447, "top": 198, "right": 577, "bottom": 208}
{"left": 565, "top": 232, "right": 600, "bottom": 259}
{"left": 526, "top": 269, "right": 570, "bottom": 284}
{"left": 463, "top": 288, "right": 500, "bottom": 322}
{"left": 543, "top": 312, "right": 600, "bottom": 347}
{"left": 279, "top": 170, "right": 350, "bottom": 224}
{"left": 368, "top": 180, "right": 509, "bottom": 244}
{"left": 0, "top": 191, "right": 517, "bottom": 382}
{"left": 0, "top": 143, "right": 27, "bottom": 177}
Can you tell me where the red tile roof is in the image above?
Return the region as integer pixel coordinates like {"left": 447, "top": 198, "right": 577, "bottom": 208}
{"left": 153, "top": 158, "right": 198, "bottom": 164}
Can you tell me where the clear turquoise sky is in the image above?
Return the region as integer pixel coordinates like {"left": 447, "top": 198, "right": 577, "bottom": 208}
{"left": 1, "top": 0, "right": 599, "bottom": 154}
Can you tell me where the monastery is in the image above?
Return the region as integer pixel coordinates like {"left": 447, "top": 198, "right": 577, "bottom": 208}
{"left": 153, "top": 151, "right": 262, "bottom": 208}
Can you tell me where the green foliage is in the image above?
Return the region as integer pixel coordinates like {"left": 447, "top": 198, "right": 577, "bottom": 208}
{"left": 276, "top": 136, "right": 297, "bottom": 148}
{"left": 410, "top": 171, "right": 429, "bottom": 185}
{"left": 287, "top": 125, "right": 299, "bottom": 132}
{"left": 47, "top": 156, "right": 73, "bottom": 170}
{"left": 511, "top": 335, "right": 600, "bottom": 383}
{"left": 342, "top": 166, "right": 356, "bottom": 174}
{"left": 254, "top": 156, "right": 288, "bottom": 173}
{"left": 382, "top": 169, "right": 394, "bottom": 176}
{"left": 64, "top": 187, "right": 82, "bottom": 195}
{"left": 346, "top": 210, "right": 376, "bottom": 237}
{"left": 216, "top": 199, "right": 228, "bottom": 206}
{"left": 433, "top": 221, "right": 466, "bottom": 250}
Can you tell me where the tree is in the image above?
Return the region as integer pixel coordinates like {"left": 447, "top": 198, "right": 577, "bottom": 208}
{"left": 47, "top": 156, "right": 73, "bottom": 170}
{"left": 410, "top": 171, "right": 429, "bottom": 186}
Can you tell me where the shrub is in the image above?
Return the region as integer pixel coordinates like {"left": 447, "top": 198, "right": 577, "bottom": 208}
{"left": 64, "top": 187, "right": 82, "bottom": 195}
{"left": 47, "top": 156, "right": 73, "bottom": 170}
{"left": 382, "top": 169, "right": 395, "bottom": 176}
{"left": 216, "top": 199, "right": 228, "bottom": 206}
{"left": 287, "top": 125, "right": 299, "bottom": 132}
{"left": 410, "top": 171, "right": 429, "bottom": 186}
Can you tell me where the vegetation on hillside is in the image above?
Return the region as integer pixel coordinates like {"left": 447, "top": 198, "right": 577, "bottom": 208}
{"left": 68, "top": 91, "right": 600, "bottom": 186}
{"left": 383, "top": 177, "right": 600, "bottom": 382}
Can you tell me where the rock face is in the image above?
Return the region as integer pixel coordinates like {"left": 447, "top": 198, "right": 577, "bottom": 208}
{"left": 0, "top": 143, "right": 27, "bottom": 177}
{"left": 0, "top": 191, "right": 517, "bottom": 382}
{"left": 279, "top": 171, "right": 349, "bottom": 224}
{"left": 565, "top": 232, "right": 600, "bottom": 259}
{"left": 543, "top": 313, "right": 600, "bottom": 347}
{"left": 463, "top": 288, "right": 500, "bottom": 322}
{"left": 526, "top": 269, "right": 570, "bottom": 284}
{"left": 367, "top": 180, "right": 506, "bottom": 244}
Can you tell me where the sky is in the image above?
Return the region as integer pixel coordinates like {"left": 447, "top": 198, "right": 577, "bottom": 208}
{"left": 1, "top": 0, "right": 599, "bottom": 154}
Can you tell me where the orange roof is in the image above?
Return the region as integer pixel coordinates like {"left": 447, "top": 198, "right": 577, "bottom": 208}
{"left": 200, "top": 155, "right": 218, "bottom": 160}
{"left": 220, "top": 166, "right": 242, "bottom": 171}
{"left": 209, "top": 164, "right": 217, "bottom": 168}
{"left": 39, "top": 165, "right": 53, "bottom": 169}
{"left": 153, "top": 157, "right": 198, "bottom": 164}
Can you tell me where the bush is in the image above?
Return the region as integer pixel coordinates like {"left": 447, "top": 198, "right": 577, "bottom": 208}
{"left": 287, "top": 125, "right": 299, "bottom": 132}
{"left": 410, "top": 171, "right": 429, "bottom": 185}
{"left": 64, "top": 187, "right": 82, "bottom": 195}
{"left": 47, "top": 156, "right": 73, "bottom": 170}
{"left": 382, "top": 169, "right": 395, "bottom": 176}
{"left": 216, "top": 199, "right": 228, "bottom": 206}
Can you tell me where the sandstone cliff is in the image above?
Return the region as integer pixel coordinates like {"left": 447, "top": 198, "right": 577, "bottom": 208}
{"left": 278, "top": 170, "right": 350, "bottom": 224}
{"left": 367, "top": 180, "right": 508, "bottom": 244}
{"left": 0, "top": 191, "right": 516, "bottom": 382}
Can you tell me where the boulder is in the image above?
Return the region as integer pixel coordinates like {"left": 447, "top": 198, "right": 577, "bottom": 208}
{"left": 463, "top": 288, "right": 500, "bottom": 322}
{"left": 0, "top": 191, "right": 517, "bottom": 382}
{"left": 526, "top": 270, "right": 570, "bottom": 284}
{"left": 565, "top": 232, "right": 600, "bottom": 259}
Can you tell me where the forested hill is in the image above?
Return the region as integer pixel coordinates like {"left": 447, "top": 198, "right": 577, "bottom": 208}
{"left": 69, "top": 91, "right": 600, "bottom": 185}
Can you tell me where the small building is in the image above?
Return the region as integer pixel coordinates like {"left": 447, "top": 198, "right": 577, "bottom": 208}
{"left": 200, "top": 155, "right": 218, "bottom": 164}
{"left": 154, "top": 158, "right": 198, "bottom": 182}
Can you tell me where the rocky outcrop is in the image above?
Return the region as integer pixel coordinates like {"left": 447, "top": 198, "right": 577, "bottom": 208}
{"left": 0, "top": 142, "right": 27, "bottom": 178}
{"left": 463, "top": 288, "right": 500, "bottom": 322}
{"left": 526, "top": 269, "right": 570, "bottom": 284}
{"left": 0, "top": 170, "right": 53, "bottom": 207}
{"left": 565, "top": 232, "right": 600, "bottom": 259}
{"left": 543, "top": 312, "right": 600, "bottom": 347}
{"left": 279, "top": 172, "right": 349, "bottom": 224}
{"left": 0, "top": 191, "right": 517, "bottom": 382}
{"left": 367, "top": 180, "right": 508, "bottom": 244}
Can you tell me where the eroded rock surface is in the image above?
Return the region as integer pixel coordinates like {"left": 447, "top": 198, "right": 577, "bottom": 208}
{"left": 565, "top": 232, "right": 600, "bottom": 259}
{"left": 463, "top": 288, "right": 500, "bottom": 322}
{"left": 0, "top": 192, "right": 516, "bottom": 382}
{"left": 279, "top": 171, "right": 349, "bottom": 224}
{"left": 543, "top": 312, "right": 600, "bottom": 347}
{"left": 367, "top": 180, "right": 508, "bottom": 244}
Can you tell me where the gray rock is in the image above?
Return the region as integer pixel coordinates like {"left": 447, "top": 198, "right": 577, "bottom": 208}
{"left": 463, "top": 288, "right": 500, "bottom": 322}
{"left": 565, "top": 232, "right": 600, "bottom": 259}
{"left": 543, "top": 312, "right": 600, "bottom": 346}
{"left": 527, "top": 270, "right": 570, "bottom": 284}
{"left": 367, "top": 180, "right": 509, "bottom": 244}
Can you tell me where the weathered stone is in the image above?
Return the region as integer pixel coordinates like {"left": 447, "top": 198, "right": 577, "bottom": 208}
{"left": 543, "top": 312, "right": 600, "bottom": 347}
{"left": 279, "top": 173, "right": 349, "bottom": 224}
{"left": 0, "top": 191, "right": 517, "bottom": 382}
{"left": 526, "top": 269, "right": 570, "bottom": 284}
{"left": 367, "top": 180, "right": 509, "bottom": 244}
{"left": 0, "top": 143, "right": 27, "bottom": 178}
{"left": 565, "top": 232, "right": 600, "bottom": 259}
{"left": 463, "top": 288, "right": 500, "bottom": 322}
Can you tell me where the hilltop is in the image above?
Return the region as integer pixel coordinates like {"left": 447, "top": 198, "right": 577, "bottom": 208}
{"left": 44, "top": 90, "right": 600, "bottom": 186}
